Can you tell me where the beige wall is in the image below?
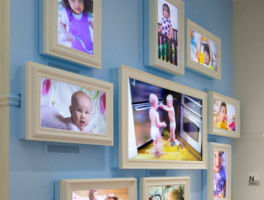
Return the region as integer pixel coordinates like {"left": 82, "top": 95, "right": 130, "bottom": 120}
{"left": 0, "top": 0, "right": 9, "bottom": 199}
{"left": 233, "top": 0, "right": 264, "bottom": 199}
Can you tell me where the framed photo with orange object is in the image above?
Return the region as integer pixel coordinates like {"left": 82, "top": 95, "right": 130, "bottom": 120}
{"left": 208, "top": 91, "right": 240, "bottom": 138}
{"left": 186, "top": 19, "right": 221, "bottom": 79}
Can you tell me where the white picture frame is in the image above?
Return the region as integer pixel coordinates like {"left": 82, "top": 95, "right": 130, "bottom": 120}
{"left": 148, "top": 0, "right": 185, "bottom": 75}
{"left": 186, "top": 19, "right": 221, "bottom": 80}
{"left": 140, "top": 176, "right": 190, "bottom": 200}
{"left": 208, "top": 91, "right": 240, "bottom": 138}
{"left": 25, "top": 61, "right": 113, "bottom": 145}
{"left": 60, "top": 178, "right": 137, "bottom": 200}
{"left": 43, "top": 0, "right": 101, "bottom": 68}
{"left": 208, "top": 143, "right": 231, "bottom": 200}
{"left": 119, "top": 65, "right": 207, "bottom": 169}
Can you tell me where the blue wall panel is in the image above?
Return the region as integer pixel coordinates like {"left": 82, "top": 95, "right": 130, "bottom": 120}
{"left": 9, "top": 0, "right": 233, "bottom": 199}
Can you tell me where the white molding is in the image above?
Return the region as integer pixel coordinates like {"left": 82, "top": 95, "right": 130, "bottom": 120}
{"left": 0, "top": 0, "right": 9, "bottom": 199}
{"left": 0, "top": 96, "right": 9, "bottom": 107}
{"left": 0, "top": 94, "right": 20, "bottom": 107}
{"left": 239, "top": 132, "right": 264, "bottom": 140}
{"left": 0, "top": 0, "right": 10, "bottom": 95}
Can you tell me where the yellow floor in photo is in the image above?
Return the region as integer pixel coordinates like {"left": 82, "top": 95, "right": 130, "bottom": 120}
{"left": 132, "top": 134, "right": 201, "bottom": 161}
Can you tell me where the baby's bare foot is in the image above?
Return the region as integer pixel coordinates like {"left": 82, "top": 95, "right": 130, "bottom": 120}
{"left": 177, "top": 142, "right": 183, "bottom": 151}
{"left": 155, "top": 151, "right": 161, "bottom": 158}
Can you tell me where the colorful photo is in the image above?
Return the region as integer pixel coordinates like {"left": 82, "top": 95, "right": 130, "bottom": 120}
{"left": 58, "top": 0, "right": 94, "bottom": 55}
{"left": 128, "top": 78, "right": 203, "bottom": 161}
{"left": 189, "top": 30, "right": 218, "bottom": 71}
{"left": 157, "top": 0, "right": 178, "bottom": 65}
{"left": 214, "top": 150, "right": 226, "bottom": 199}
{"left": 72, "top": 188, "right": 128, "bottom": 200}
{"left": 149, "top": 184, "right": 184, "bottom": 200}
{"left": 40, "top": 78, "right": 106, "bottom": 134}
{"left": 213, "top": 99, "right": 236, "bottom": 131}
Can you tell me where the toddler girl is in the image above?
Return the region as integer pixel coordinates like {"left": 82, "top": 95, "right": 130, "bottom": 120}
{"left": 158, "top": 3, "right": 173, "bottom": 40}
{"left": 58, "top": 0, "right": 93, "bottom": 54}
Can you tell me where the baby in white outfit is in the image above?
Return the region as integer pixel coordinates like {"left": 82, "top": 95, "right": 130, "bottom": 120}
{"left": 149, "top": 93, "right": 166, "bottom": 157}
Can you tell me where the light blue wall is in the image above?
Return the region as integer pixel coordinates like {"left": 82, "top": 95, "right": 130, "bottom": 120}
{"left": 9, "top": 0, "right": 233, "bottom": 199}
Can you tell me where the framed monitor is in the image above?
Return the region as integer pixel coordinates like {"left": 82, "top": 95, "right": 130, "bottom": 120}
{"left": 119, "top": 65, "right": 207, "bottom": 169}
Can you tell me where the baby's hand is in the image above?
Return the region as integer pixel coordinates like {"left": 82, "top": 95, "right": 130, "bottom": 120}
{"left": 65, "top": 33, "right": 74, "bottom": 42}
{"left": 89, "top": 189, "right": 96, "bottom": 195}
{"left": 89, "top": 189, "right": 97, "bottom": 200}
{"left": 162, "top": 122, "right": 167, "bottom": 127}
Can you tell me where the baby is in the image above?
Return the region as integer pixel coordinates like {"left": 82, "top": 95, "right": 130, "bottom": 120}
{"left": 149, "top": 93, "right": 167, "bottom": 158}
{"left": 67, "top": 90, "right": 92, "bottom": 132}
{"left": 88, "top": 190, "right": 118, "bottom": 200}
{"left": 160, "top": 94, "right": 183, "bottom": 150}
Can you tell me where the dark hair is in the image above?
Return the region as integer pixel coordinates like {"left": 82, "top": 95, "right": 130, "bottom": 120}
{"left": 171, "top": 186, "right": 184, "bottom": 200}
{"left": 162, "top": 3, "right": 170, "bottom": 17}
{"left": 61, "top": 0, "right": 93, "bottom": 15}
{"left": 220, "top": 102, "right": 227, "bottom": 113}
{"left": 203, "top": 43, "right": 210, "bottom": 60}
{"left": 106, "top": 197, "right": 118, "bottom": 200}
{"left": 219, "top": 151, "right": 224, "bottom": 157}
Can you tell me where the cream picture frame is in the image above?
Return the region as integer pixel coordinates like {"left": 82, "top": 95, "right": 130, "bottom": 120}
{"left": 208, "top": 91, "right": 240, "bottom": 138}
{"left": 43, "top": 0, "right": 101, "bottom": 68}
{"left": 119, "top": 65, "right": 207, "bottom": 169}
{"left": 60, "top": 178, "right": 137, "bottom": 200}
{"left": 148, "top": 0, "right": 185, "bottom": 75}
{"left": 25, "top": 61, "right": 113, "bottom": 145}
{"left": 208, "top": 143, "right": 231, "bottom": 200}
